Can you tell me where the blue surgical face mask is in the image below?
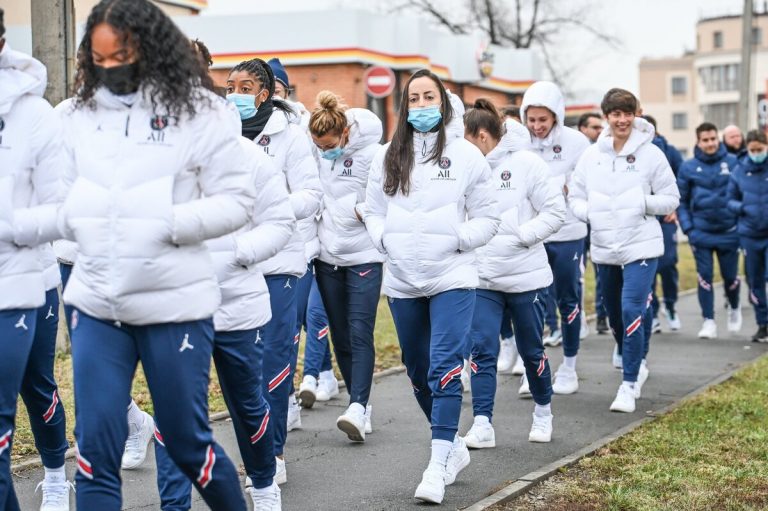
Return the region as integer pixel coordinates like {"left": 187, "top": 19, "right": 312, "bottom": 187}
{"left": 408, "top": 105, "right": 442, "bottom": 132}
{"left": 226, "top": 93, "right": 258, "bottom": 120}
{"left": 749, "top": 151, "right": 768, "bottom": 164}
{"left": 321, "top": 146, "right": 344, "bottom": 161}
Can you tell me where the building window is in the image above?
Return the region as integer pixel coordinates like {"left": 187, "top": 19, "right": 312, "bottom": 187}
{"left": 753, "top": 27, "right": 763, "bottom": 46}
{"left": 713, "top": 31, "right": 723, "bottom": 49}
{"left": 700, "top": 103, "right": 738, "bottom": 129}
{"left": 671, "top": 76, "right": 687, "bottom": 95}
{"left": 672, "top": 113, "right": 688, "bottom": 130}
{"left": 699, "top": 63, "right": 740, "bottom": 92}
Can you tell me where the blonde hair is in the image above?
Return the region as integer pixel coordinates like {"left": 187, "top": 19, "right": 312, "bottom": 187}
{"left": 309, "top": 90, "right": 348, "bottom": 137}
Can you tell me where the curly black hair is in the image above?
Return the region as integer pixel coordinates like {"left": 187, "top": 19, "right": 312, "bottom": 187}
{"left": 74, "top": 0, "right": 212, "bottom": 117}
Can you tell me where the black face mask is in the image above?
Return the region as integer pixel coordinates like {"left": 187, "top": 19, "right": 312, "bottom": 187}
{"left": 95, "top": 62, "right": 141, "bottom": 96}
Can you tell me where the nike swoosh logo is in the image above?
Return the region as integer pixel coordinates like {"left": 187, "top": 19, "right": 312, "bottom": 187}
{"left": 358, "top": 269, "right": 373, "bottom": 277}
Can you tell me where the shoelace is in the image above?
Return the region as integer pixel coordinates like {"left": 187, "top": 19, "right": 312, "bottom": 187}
{"left": 36, "top": 480, "right": 75, "bottom": 505}
{"left": 249, "top": 486, "right": 280, "bottom": 505}
{"left": 531, "top": 413, "right": 552, "bottom": 433}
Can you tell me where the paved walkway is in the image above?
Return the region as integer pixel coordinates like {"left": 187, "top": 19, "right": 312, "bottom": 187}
{"left": 13, "top": 287, "right": 767, "bottom": 510}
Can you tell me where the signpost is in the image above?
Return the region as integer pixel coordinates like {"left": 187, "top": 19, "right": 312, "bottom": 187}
{"left": 364, "top": 66, "right": 396, "bottom": 98}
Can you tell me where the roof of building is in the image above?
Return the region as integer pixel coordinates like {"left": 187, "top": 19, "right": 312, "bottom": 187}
{"left": 178, "top": 9, "right": 542, "bottom": 92}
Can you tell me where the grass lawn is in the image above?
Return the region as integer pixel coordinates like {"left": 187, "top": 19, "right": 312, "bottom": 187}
{"left": 495, "top": 353, "right": 768, "bottom": 511}
{"left": 11, "top": 242, "right": 702, "bottom": 462}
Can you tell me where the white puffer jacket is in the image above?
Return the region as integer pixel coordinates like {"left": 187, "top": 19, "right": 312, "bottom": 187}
{"left": 206, "top": 138, "right": 295, "bottom": 331}
{"left": 58, "top": 86, "right": 255, "bottom": 325}
{"left": 477, "top": 120, "right": 566, "bottom": 293}
{"left": 570, "top": 117, "right": 680, "bottom": 265}
{"left": 521, "top": 81, "right": 590, "bottom": 242}
{"left": 364, "top": 94, "right": 500, "bottom": 298}
{"left": 0, "top": 44, "right": 64, "bottom": 310}
{"left": 255, "top": 102, "right": 322, "bottom": 266}
{"left": 317, "top": 108, "right": 386, "bottom": 267}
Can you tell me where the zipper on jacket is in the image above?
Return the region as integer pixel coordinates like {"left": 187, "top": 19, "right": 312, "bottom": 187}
{"left": 421, "top": 139, "right": 427, "bottom": 157}
{"left": 124, "top": 113, "right": 131, "bottom": 137}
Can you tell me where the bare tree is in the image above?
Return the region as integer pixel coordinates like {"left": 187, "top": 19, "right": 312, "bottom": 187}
{"left": 391, "top": 0, "right": 620, "bottom": 93}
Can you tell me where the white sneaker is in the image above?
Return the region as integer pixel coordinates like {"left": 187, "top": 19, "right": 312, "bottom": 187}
{"left": 497, "top": 336, "right": 516, "bottom": 373}
{"left": 635, "top": 361, "right": 649, "bottom": 399}
{"left": 414, "top": 462, "right": 446, "bottom": 504}
{"left": 316, "top": 370, "right": 340, "bottom": 402}
{"left": 298, "top": 375, "right": 318, "bottom": 409}
{"left": 528, "top": 412, "right": 553, "bottom": 443}
{"left": 287, "top": 395, "right": 301, "bottom": 431}
{"left": 444, "top": 435, "right": 470, "bottom": 485}
{"left": 461, "top": 359, "right": 471, "bottom": 393}
{"left": 663, "top": 306, "right": 681, "bottom": 331}
{"left": 364, "top": 404, "right": 373, "bottom": 434}
{"left": 612, "top": 345, "right": 623, "bottom": 370}
{"left": 249, "top": 480, "right": 282, "bottom": 510}
{"left": 462, "top": 416, "right": 495, "bottom": 449}
{"left": 698, "top": 319, "right": 718, "bottom": 339}
{"left": 121, "top": 410, "right": 154, "bottom": 470}
{"left": 651, "top": 318, "right": 662, "bottom": 334}
{"left": 518, "top": 374, "right": 531, "bottom": 398}
{"left": 552, "top": 365, "right": 578, "bottom": 395}
{"left": 511, "top": 355, "right": 525, "bottom": 376}
{"left": 36, "top": 480, "right": 74, "bottom": 511}
{"left": 543, "top": 329, "right": 562, "bottom": 347}
{"left": 727, "top": 306, "right": 743, "bottom": 333}
{"left": 580, "top": 313, "right": 589, "bottom": 339}
{"left": 336, "top": 403, "right": 366, "bottom": 442}
{"left": 274, "top": 457, "right": 287, "bottom": 485}
{"left": 610, "top": 383, "right": 636, "bottom": 413}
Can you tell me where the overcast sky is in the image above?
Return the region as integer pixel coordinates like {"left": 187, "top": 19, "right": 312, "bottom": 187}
{"left": 204, "top": 0, "right": 747, "bottom": 103}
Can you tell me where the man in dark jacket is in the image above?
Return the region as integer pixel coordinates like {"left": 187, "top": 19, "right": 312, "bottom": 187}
{"left": 727, "top": 130, "right": 768, "bottom": 343}
{"left": 643, "top": 115, "right": 683, "bottom": 334}
{"left": 678, "top": 122, "right": 742, "bottom": 339}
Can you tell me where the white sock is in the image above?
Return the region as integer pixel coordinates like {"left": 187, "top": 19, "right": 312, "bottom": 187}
{"left": 474, "top": 415, "right": 491, "bottom": 426}
{"left": 126, "top": 399, "right": 144, "bottom": 428}
{"left": 430, "top": 439, "right": 452, "bottom": 467}
{"left": 289, "top": 393, "right": 297, "bottom": 406}
{"left": 622, "top": 380, "right": 636, "bottom": 389}
{"left": 534, "top": 403, "right": 552, "bottom": 417}
{"left": 564, "top": 356, "right": 577, "bottom": 370}
{"left": 44, "top": 464, "right": 66, "bottom": 483}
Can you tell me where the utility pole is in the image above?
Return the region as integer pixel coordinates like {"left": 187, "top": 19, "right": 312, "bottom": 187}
{"left": 738, "top": 0, "right": 754, "bottom": 132}
{"left": 31, "top": 0, "right": 76, "bottom": 106}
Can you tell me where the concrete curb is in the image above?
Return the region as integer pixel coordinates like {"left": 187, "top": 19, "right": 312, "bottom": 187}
{"left": 460, "top": 352, "right": 762, "bottom": 511}
{"left": 11, "top": 365, "right": 407, "bottom": 474}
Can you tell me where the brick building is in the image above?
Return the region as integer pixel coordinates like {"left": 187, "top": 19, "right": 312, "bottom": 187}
{"left": 176, "top": 9, "right": 542, "bottom": 138}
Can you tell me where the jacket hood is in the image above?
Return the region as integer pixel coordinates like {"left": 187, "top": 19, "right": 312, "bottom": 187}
{"left": 445, "top": 90, "right": 465, "bottom": 142}
{"left": 520, "top": 81, "right": 565, "bottom": 149}
{"left": 0, "top": 43, "right": 48, "bottom": 115}
{"left": 694, "top": 142, "right": 727, "bottom": 164}
{"left": 597, "top": 116, "right": 655, "bottom": 156}
{"left": 741, "top": 154, "right": 768, "bottom": 174}
{"left": 486, "top": 119, "right": 531, "bottom": 167}
{"left": 344, "top": 108, "right": 383, "bottom": 155}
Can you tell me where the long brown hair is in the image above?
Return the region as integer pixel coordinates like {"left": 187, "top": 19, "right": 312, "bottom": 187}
{"left": 383, "top": 69, "right": 454, "bottom": 196}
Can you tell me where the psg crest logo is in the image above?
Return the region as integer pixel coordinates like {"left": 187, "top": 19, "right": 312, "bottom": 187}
{"left": 501, "top": 170, "right": 511, "bottom": 181}
{"left": 627, "top": 154, "right": 636, "bottom": 164}
{"left": 439, "top": 157, "right": 451, "bottom": 169}
{"left": 344, "top": 158, "right": 354, "bottom": 168}
{"left": 553, "top": 145, "right": 562, "bottom": 154}
{"left": 258, "top": 135, "right": 271, "bottom": 146}
{"left": 150, "top": 115, "right": 169, "bottom": 131}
